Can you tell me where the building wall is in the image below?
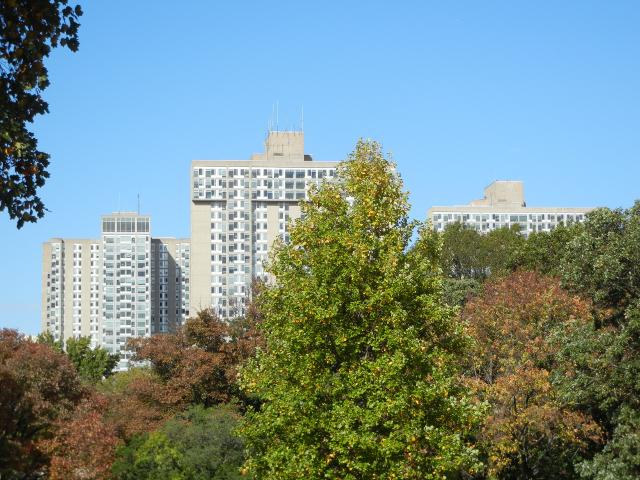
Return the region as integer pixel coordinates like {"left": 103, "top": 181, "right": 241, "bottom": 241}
{"left": 42, "top": 240, "right": 60, "bottom": 339}
{"left": 190, "top": 131, "right": 338, "bottom": 318}
{"left": 428, "top": 181, "right": 593, "bottom": 237}
{"left": 43, "top": 217, "right": 191, "bottom": 370}
{"left": 41, "top": 130, "right": 339, "bottom": 368}
{"left": 190, "top": 201, "right": 212, "bottom": 315}
{"left": 41, "top": 239, "right": 98, "bottom": 344}
{"left": 151, "top": 238, "right": 190, "bottom": 334}
{"left": 100, "top": 213, "right": 151, "bottom": 370}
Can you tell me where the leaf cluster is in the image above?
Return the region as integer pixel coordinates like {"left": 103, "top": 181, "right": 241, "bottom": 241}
{"left": 0, "top": 0, "right": 82, "bottom": 227}
{"left": 461, "top": 272, "right": 601, "bottom": 479}
{"left": 112, "top": 405, "right": 244, "bottom": 480}
{"left": 0, "top": 329, "right": 86, "bottom": 477}
{"left": 240, "top": 140, "right": 482, "bottom": 479}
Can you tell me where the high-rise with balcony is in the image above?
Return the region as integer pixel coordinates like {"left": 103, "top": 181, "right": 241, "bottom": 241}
{"left": 100, "top": 213, "right": 151, "bottom": 369}
{"left": 190, "top": 130, "right": 338, "bottom": 318}
{"left": 42, "top": 213, "right": 190, "bottom": 370}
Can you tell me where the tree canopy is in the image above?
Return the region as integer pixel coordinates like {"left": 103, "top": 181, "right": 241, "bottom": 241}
{"left": 461, "top": 272, "right": 601, "bottom": 479}
{"left": 239, "top": 140, "right": 482, "bottom": 479}
{"left": 112, "top": 405, "right": 244, "bottom": 480}
{"left": 0, "top": 0, "right": 82, "bottom": 227}
{"left": 0, "top": 329, "right": 85, "bottom": 478}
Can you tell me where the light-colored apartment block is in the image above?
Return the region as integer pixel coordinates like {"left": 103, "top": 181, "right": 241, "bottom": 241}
{"left": 42, "top": 238, "right": 101, "bottom": 346}
{"left": 151, "top": 238, "right": 190, "bottom": 334}
{"left": 428, "top": 181, "right": 593, "bottom": 236}
{"left": 100, "top": 213, "right": 151, "bottom": 369}
{"left": 42, "top": 213, "right": 191, "bottom": 370}
{"left": 190, "top": 130, "right": 338, "bottom": 318}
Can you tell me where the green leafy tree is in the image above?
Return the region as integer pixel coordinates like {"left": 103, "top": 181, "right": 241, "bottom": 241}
{"left": 439, "top": 223, "right": 522, "bottom": 282}
{"left": 239, "top": 140, "right": 482, "bottom": 479}
{"left": 511, "top": 223, "right": 579, "bottom": 276}
{"left": 112, "top": 405, "right": 243, "bottom": 480}
{"left": 441, "top": 277, "right": 482, "bottom": 308}
{"left": 552, "top": 303, "right": 640, "bottom": 479}
{"left": 1, "top": 0, "right": 82, "bottom": 227}
{"left": 561, "top": 203, "right": 640, "bottom": 320}
{"left": 114, "top": 431, "right": 188, "bottom": 480}
{"left": 162, "top": 405, "right": 244, "bottom": 480}
{"left": 482, "top": 225, "right": 524, "bottom": 276}
{"left": 437, "top": 223, "right": 523, "bottom": 307}
{"left": 65, "top": 336, "right": 119, "bottom": 383}
{"left": 532, "top": 203, "right": 640, "bottom": 478}
{"left": 576, "top": 406, "right": 640, "bottom": 480}
{"left": 36, "top": 330, "right": 63, "bottom": 352}
{"left": 439, "top": 222, "right": 488, "bottom": 279}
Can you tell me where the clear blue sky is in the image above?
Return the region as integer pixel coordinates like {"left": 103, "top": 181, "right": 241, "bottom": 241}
{"left": 2, "top": 1, "right": 639, "bottom": 334}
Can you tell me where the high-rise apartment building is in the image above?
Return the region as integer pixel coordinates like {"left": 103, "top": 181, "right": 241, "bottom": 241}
{"left": 42, "top": 213, "right": 190, "bottom": 370}
{"left": 151, "top": 237, "right": 191, "bottom": 334}
{"left": 428, "top": 181, "right": 592, "bottom": 236}
{"left": 41, "top": 238, "right": 101, "bottom": 346}
{"left": 100, "top": 213, "right": 151, "bottom": 369}
{"left": 190, "top": 131, "right": 338, "bottom": 318}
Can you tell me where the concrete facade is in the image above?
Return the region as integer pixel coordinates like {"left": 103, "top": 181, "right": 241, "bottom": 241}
{"left": 428, "top": 181, "right": 593, "bottom": 236}
{"left": 190, "top": 131, "right": 338, "bottom": 318}
{"left": 150, "top": 238, "right": 190, "bottom": 334}
{"left": 41, "top": 238, "right": 100, "bottom": 346}
{"left": 100, "top": 213, "right": 151, "bottom": 369}
{"left": 42, "top": 214, "right": 191, "bottom": 370}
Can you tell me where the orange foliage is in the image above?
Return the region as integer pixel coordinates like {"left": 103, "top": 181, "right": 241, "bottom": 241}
{"left": 462, "top": 270, "right": 592, "bottom": 383}
{"left": 105, "top": 307, "right": 264, "bottom": 440}
{"left": 102, "top": 370, "right": 170, "bottom": 439}
{"left": 43, "top": 395, "right": 119, "bottom": 480}
{"left": 477, "top": 366, "right": 602, "bottom": 478}
{"left": 462, "top": 272, "right": 602, "bottom": 478}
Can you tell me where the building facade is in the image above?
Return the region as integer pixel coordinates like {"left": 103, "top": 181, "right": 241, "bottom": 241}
{"left": 190, "top": 130, "right": 338, "bottom": 318}
{"left": 150, "top": 237, "right": 191, "bottom": 334}
{"left": 428, "top": 181, "right": 593, "bottom": 236}
{"left": 100, "top": 213, "right": 151, "bottom": 369}
{"left": 42, "top": 213, "right": 190, "bottom": 369}
{"left": 41, "top": 238, "right": 101, "bottom": 346}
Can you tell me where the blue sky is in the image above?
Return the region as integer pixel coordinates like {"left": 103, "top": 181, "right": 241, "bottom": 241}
{"left": 2, "top": 1, "right": 639, "bottom": 334}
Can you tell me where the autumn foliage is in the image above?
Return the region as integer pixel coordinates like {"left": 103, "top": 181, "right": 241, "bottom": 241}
{"left": 0, "top": 329, "right": 85, "bottom": 477}
{"left": 462, "top": 270, "right": 592, "bottom": 383}
{"left": 44, "top": 395, "right": 119, "bottom": 480}
{"left": 462, "top": 271, "right": 602, "bottom": 479}
{"left": 127, "top": 307, "right": 263, "bottom": 411}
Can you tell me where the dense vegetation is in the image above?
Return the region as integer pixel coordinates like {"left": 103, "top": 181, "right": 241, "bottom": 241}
{"left": 2, "top": 140, "right": 639, "bottom": 478}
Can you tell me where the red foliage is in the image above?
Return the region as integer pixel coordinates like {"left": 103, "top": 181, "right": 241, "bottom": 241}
{"left": 104, "top": 307, "right": 264, "bottom": 440}
{"left": 128, "top": 309, "right": 234, "bottom": 408}
{"left": 43, "top": 395, "right": 120, "bottom": 480}
{"left": 0, "top": 329, "right": 85, "bottom": 476}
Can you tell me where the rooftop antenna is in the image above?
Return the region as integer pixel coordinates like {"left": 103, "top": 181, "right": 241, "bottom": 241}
{"left": 270, "top": 102, "right": 275, "bottom": 132}
{"left": 117, "top": 192, "right": 121, "bottom": 214}
{"left": 137, "top": 194, "right": 140, "bottom": 215}
{"left": 276, "top": 100, "right": 279, "bottom": 132}
{"left": 301, "top": 105, "right": 304, "bottom": 132}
